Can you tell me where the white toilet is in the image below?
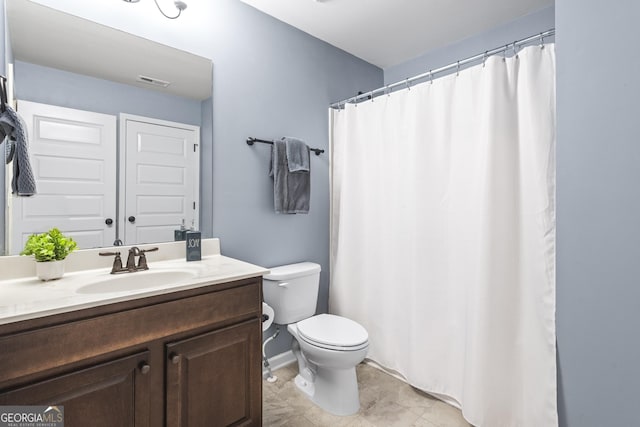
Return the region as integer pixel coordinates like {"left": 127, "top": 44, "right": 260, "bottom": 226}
{"left": 263, "top": 262, "right": 369, "bottom": 416}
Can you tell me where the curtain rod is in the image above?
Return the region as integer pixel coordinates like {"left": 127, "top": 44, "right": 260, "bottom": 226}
{"left": 330, "top": 28, "right": 555, "bottom": 109}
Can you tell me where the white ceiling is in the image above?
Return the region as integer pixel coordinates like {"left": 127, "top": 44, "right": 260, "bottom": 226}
{"left": 240, "top": 0, "right": 553, "bottom": 69}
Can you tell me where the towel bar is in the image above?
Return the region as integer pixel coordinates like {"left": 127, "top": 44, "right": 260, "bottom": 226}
{"left": 246, "top": 137, "right": 324, "bottom": 156}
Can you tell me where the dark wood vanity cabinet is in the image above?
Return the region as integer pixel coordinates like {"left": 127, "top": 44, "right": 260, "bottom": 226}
{"left": 0, "top": 351, "right": 152, "bottom": 427}
{"left": 166, "top": 319, "right": 261, "bottom": 427}
{"left": 0, "top": 277, "right": 263, "bottom": 427}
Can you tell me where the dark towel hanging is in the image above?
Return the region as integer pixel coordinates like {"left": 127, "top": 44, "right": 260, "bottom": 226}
{"left": 0, "top": 76, "right": 7, "bottom": 113}
{"left": 0, "top": 104, "right": 37, "bottom": 196}
{"left": 269, "top": 138, "right": 311, "bottom": 214}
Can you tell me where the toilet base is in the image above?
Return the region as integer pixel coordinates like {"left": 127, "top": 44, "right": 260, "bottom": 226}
{"left": 294, "top": 373, "right": 315, "bottom": 398}
{"left": 294, "top": 366, "right": 360, "bottom": 416}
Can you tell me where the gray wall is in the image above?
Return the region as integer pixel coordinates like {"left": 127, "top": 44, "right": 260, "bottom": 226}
{"left": 200, "top": 96, "right": 214, "bottom": 238}
{"left": 384, "top": 5, "right": 554, "bottom": 84}
{"left": 556, "top": 1, "right": 640, "bottom": 426}
{"left": 13, "top": 61, "right": 202, "bottom": 126}
{"left": 206, "top": 2, "right": 382, "bottom": 355}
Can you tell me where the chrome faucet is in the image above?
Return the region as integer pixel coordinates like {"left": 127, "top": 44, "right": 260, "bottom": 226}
{"left": 100, "top": 246, "right": 159, "bottom": 274}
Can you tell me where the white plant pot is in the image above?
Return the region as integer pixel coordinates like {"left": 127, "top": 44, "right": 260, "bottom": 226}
{"left": 36, "top": 260, "right": 65, "bottom": 281}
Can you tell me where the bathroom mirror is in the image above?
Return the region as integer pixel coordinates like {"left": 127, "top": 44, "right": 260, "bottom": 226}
{"left": 2, "top": 0, "right": 213, "bottom": 254}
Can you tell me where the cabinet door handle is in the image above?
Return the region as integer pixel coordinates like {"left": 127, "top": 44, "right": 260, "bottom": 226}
{"left": 139, "top": 362, "right": 151, "bottom": 375}
{"left": 170, "top": 353, "right": 180, "bottom": 364}
{"left": 128, "top": 216, "right": 136, "bottom": 223}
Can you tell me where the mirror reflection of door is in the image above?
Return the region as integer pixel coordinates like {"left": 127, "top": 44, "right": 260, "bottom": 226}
{"left": 120, "top": 114, "right": 200, "bottom": 246}
{"left": 7, "top": 102, "right": 200, "bottom": 253}
{"left": 9, "top": 100, "right": 117, "bottom": 254}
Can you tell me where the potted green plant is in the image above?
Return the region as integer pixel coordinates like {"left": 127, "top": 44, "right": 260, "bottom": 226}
{"left": 21, "top": 228, "right": 78, "bottom": 281}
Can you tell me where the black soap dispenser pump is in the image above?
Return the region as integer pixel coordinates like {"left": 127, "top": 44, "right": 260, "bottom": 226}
{"left": 175, "top": 219, "right": 187, "bottom": 241}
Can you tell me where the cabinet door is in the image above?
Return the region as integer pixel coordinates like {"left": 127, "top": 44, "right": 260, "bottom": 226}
{"left": 166, "top": 319, "right": 261, "bottom": 427}
{"left": 0, "top": 351, "right": 151, "bottom": 427}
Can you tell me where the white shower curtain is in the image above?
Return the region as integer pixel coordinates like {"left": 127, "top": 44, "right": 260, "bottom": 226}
{"left": 330, "top": 45, "right": 556, "bottom": 427}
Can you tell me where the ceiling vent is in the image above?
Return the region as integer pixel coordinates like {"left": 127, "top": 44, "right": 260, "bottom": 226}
{"left": 136, "top": 75, "right": 170, "bottom": 87}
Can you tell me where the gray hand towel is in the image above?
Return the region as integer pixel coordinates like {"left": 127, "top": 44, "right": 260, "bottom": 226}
{"left": 284, "top": 136, "right": 310, "bottom": 172}
{"left": 269, "top": 138, "right": 310, "bottom": 214}
{"left": 0, "top": 106, "right": 37, "bottom": 196}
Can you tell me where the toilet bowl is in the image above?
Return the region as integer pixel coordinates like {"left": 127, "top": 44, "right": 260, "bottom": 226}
{"left": 263, "top": 262, "right": 369, "bottom": 416}
{"left": 287, "top": 314, "right": 369, "bottom": 415}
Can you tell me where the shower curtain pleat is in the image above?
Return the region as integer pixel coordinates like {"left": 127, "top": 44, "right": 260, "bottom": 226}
{"left": 330, "top": 45, "right": 557, "bottom": 427}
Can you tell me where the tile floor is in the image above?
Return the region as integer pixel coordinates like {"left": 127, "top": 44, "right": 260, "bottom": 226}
{"left": 263, "top": 363, "right": 473, "bottom": 427}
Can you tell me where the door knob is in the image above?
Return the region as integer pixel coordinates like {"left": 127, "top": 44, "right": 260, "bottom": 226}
{"left": 169, "top": 353, "right": 180, "bottom": 364}
{"left": 139, "top": 363, "right": 151, "bottom": 375}
{"left": 105, "top": 218, "right": 113, "bottom": 226}
{"left": 128, "top": 216, "right": 136, "bottom": 223}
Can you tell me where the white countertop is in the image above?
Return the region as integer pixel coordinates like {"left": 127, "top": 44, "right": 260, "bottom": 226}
{"left": 0, "top": 239, "right": 269, "bottom": 326}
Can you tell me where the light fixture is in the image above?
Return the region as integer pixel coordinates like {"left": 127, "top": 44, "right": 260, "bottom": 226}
{"left": 123, "top": 0, "right": 187, "bottom": 20}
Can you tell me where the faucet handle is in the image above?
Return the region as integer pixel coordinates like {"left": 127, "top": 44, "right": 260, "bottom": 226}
{"left": 99, "top": 251, "right": 124, "bottom": 274}
{"left": 136, "top": 247, "right": 158, "bottom": 271}
{"left": 137, "top": 253, "right": 149, "bottom": 270}
{"left": 99, "top": 251, "right": 121, "bottom": 256}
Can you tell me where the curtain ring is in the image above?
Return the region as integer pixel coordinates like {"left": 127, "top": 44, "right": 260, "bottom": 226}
{"left": 429, "top": 70, "right": 433, "bottom": 84}
{"left": 540, "top": 33, "right": 545, "bottom": 49}
{"left": 405, "top": 78, "right": 411, "bottom": 91}
{"left": 503, "top": 45, "right": 507, "bottom": 62}
{"left": 386, "top": 85, "right": 391, "bottom": 97}
{"left": 370, "top": 91, "right": 374, "bottom": 102}
{"left": 483, "top": 51, "right": 487, "bottom": 68}
{"left": 513, "top": 41, "right": 518, "bottom": 59}
{"left": 456, "top": 61, "right": 460, "bottom": 76}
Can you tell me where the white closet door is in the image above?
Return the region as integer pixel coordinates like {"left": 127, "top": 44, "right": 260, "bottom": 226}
{"left": 120, "top": 114, "right": 199, "bottom": 246}
{"left": 10, "top": 100, "right": 117, "bottom": 254}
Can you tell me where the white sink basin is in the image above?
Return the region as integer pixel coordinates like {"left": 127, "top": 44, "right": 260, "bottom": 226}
{"left": 76, "top": 269, "right": 199, "bottom": 294}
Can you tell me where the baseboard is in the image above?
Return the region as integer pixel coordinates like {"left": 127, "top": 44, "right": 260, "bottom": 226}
{"left": 262, "top": 350, "right": 296, "bottom": 377}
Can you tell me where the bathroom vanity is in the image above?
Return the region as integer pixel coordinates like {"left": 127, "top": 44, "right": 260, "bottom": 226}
{"left": 0, "top": 239, "right": 267, "bottom": 427}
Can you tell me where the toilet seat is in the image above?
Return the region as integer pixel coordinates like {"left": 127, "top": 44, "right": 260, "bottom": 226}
{"left": 296, "top": 314, "right": 369, "bottom": 351}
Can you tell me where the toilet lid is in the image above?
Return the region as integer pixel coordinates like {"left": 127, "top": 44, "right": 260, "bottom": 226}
{"left": 297, "top": 314, "right": 368, "bottom": 348}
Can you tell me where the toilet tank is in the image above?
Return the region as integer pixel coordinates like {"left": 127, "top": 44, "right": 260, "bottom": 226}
{"left": 263, "top": 262, "right": 321, "bottom": 325}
